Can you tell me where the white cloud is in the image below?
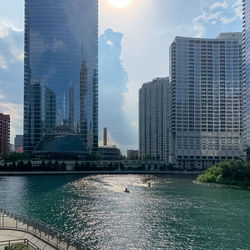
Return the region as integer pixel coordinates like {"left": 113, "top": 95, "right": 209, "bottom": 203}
{"left": 0, "top": 90, "right": 4, "bottom": 100}
{"left": 193, "top": 0, "right": 242, "bottom": 37}
{"left": 107, "top": 40, "right": 113, "bottom": 45}
{"left": 0, "top": 20, "right": 24, "bottom": 69}
{"left": 0, "top": 20, "right": 23, "bottom": 38}
{"left": 193, "top": 12, "right": 207, "bottom": 37}
{"left": 122, "top": 80, "right": 139, "bottom": 130}
{"left": 220, "top": 16, "right": 237, "bottom": 24}
{"left": 210, "top": 1, "right": 228, "bottom": 10}
{"left": 233, "top": 0, "right": 243, "bottom": 19}
{"left": 0, "top": 55, "right": 7, "bottom": 69}
{"left": 10, "top": 47, "right": 24, "bottom": 62}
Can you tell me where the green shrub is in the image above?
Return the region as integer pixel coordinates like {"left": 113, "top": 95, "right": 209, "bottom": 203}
{"left": 197, "top": 159, "right": 250, "bottom": 187}
{"left": 4, "top": 243, "right": 31, "bottom": 250}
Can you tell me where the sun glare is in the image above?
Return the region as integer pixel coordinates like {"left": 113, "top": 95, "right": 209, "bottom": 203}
{"left": 107, "top": 0, "right": 133, "bottom": 8}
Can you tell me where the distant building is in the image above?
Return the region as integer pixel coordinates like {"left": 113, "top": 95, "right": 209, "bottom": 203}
{"left": 139, "top": 77, "right": 170, "bottom": 161}
{"left": 127, "top": 150, "right": 139, "bottom": 160}
{"left": 98, "top": 127, "right": 122, "bottom": 160}
{"left": 243, "top": 0, "right": 250, "bottom": 148}
{"left": 15, "top": 135, "right": 23, "bottom": 153}
{"left": 98, "top": 146, "right": 122, "bottom": 161}
{"left": 169, "top": 33, "right": 244, "bottom": 169}
{"left": 9, "top": 144, "right": 15, "bottom": 152}
{"left": 0, "top": 113, "right": 10, "bottom": 154}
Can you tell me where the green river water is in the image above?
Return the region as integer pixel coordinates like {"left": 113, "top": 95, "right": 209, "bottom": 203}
{"left": 0, "top": 174, "right": 249, "bottom": 249}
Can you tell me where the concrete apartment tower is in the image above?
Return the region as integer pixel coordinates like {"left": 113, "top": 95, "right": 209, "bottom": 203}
{"left": 169, "top": 33, "right": 244, "bottom": 169}
{"left": 24, "top": 0, "right": 98, "bottom": 153}
{"left": 139, "top": 77, "right": 170, "bottom": 161}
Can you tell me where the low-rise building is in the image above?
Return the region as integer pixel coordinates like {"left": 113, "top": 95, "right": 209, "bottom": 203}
{"left": 127, "top": 150, "right": 139, "bottom": 160}
{"left": 98, "top": 146, "right": 122, "bottom": 161}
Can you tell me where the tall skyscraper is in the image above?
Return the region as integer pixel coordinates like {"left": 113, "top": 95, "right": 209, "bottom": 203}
{"left": 24, "top": 0, "right": 98, "bottom": 153}
{"left": 0, "top": 114, "right": 10, "bottom": 154}
{"left": 169, "top": 33, "right": 244, "bottom": 169}
{"left": 139, "top": 77, "right": 170, "bottom": 161}
{"left": 243, "top": 0, "right": 250, "bottom": 148}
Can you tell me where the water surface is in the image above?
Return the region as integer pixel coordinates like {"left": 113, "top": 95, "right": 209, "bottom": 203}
{"left": 0, "top": 174, "right": 249, "bottom": 249}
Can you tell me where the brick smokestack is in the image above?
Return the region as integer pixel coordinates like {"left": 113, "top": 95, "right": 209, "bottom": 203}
{"left": 103, "top": 128, "right": 107, "bottom": 146}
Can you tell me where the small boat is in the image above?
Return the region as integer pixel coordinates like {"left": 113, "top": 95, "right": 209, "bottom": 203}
{"left": 124, "top": 188, "right": 130, "bottom": 193}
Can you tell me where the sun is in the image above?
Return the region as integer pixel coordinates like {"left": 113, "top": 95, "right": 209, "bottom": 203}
{"left": 107, "top": 0, "right": 133, "bottom": 8}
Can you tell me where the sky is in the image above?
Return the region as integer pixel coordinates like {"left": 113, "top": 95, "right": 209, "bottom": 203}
{"left": 0, "top": 0, "right": 243, "bottom": 154}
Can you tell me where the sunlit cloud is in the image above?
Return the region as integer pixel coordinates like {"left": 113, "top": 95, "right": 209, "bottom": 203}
{"left": 0, "top": 20, "right": 23, "bottom": 38}
{"left": 107, "top": 0, "right": 133, "bottom": 9}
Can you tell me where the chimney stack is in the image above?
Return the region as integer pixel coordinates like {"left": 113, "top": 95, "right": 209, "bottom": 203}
{"left": 103, "top": 128, "right": 107, "bottom": 146}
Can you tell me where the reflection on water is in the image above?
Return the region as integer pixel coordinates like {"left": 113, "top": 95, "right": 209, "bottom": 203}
{"left": 0, "top": 174, "right": 250, "bottom": 249}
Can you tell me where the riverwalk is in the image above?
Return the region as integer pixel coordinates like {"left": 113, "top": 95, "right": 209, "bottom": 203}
{"left": 0, "top": 230, "right": 55, "bottom": 249}
{"left": 0, "top": 210, "right": 86, "bottom": 249}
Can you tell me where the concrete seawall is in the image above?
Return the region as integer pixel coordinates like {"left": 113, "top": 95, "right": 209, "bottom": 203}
{"left": 0, "top": 170, "right": 203, "bottom": 176}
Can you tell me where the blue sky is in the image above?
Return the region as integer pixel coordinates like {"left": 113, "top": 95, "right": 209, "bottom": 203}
{"left": 0, "top": 0, "right": 243, "bottom": 152}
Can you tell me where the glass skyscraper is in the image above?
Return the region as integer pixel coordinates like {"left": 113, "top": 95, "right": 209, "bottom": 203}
{"left": 24, "top": 0, "right": 98, "bottom": 153}
{"left": 243, "top": 0, "right": 250, "bottom": 148}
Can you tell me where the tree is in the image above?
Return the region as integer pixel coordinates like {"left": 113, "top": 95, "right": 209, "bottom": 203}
{"left": 25, "top": 161, "right": 33, "bottom": 171}
{"left": 74, "top": 162, "right": 80, "bottom": 171}
{"left": 60, "top": 162, "right": 67, "bottom": 171}
{"left": 53, "top": 161, "right": 60, "bottom": 170}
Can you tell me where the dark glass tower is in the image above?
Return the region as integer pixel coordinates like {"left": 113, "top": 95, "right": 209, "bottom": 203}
{"left": 243, "top": 0, "right": 250, "bottom": 148}
{"left": 24, "top": 0, "right": 98, "bottom": 153}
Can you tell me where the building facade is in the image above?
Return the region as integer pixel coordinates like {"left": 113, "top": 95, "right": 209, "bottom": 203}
{"left": 169, "top": 33, "right": 244, "bottom": 169}
{"left": 0, "top": 114, "right": 10, "bottom": 154}
{"left": 14, "top": 135, "right": 23, "bottom": 153}
{"left": 243, "top": 0, "right": 250, "bottom": 148}
{"left": 127, "top": 150, "right": 139, "bottom": 160}
{"left": 139, "top": 77, "right": 170, "bottom": 161}
{"left": 24, "top": 0, "right": 98, "bottom": 153}
{"left": 98, "top": 146, "right": 122, "bottom": 161}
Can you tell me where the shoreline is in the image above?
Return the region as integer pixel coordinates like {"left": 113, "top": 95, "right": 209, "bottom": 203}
{"left": 194, "top": 180, "right": 250, "bottom": 190}
{"left": 0, "top": 170, "right": 203, "bottom": 176}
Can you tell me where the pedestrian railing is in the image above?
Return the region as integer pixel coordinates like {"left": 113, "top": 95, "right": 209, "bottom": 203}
{"left": 0, "top": 209, "right": 89, "bottom": 250}
{"left": 0, "top": 238, "right": 40, "bottom": 250}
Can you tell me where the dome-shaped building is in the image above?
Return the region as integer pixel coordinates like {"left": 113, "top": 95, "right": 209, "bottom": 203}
{"left": 33, "top": 126, "right": 88, "bottom": 159}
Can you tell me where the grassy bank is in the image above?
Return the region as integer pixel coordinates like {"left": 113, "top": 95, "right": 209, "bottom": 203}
{"left": 197, "top": 159, "right": 250, "bottom": 187}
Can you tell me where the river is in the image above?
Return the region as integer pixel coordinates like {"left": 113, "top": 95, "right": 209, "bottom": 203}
{"left": 0, "top": 174, "right": 249, "bottom": 249}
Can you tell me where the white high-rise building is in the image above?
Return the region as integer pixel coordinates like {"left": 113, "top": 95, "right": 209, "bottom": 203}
{"left": 243, "top": 0, "right": 250, "bottom": 148}
{"left": 139, "top": 77, "right": 170, "bottom": 161}
{"left": 169, "top": 33, "right": 244, "bottom": 169}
